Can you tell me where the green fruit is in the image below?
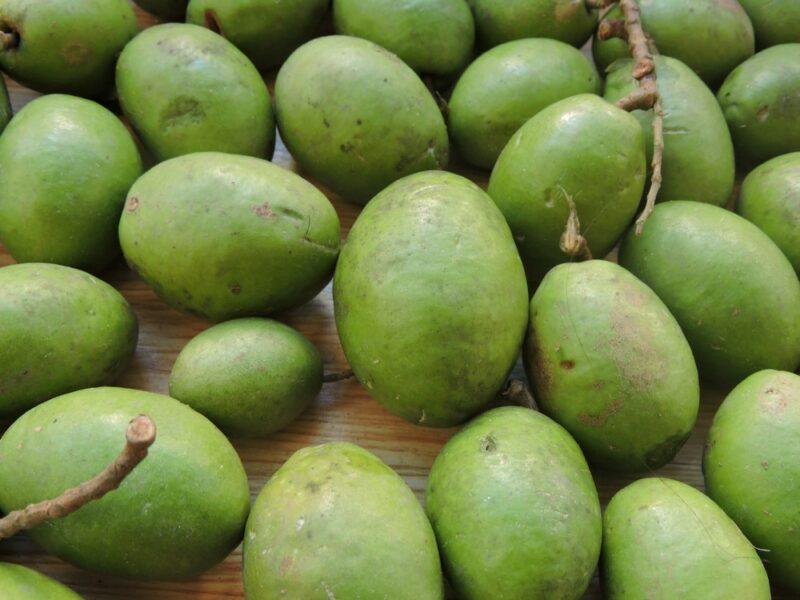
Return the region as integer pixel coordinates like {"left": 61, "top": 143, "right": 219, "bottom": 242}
{"left": 603, "top": 478, "right": 771, "bottom": 599}
{"left": 0, "top": 95, "right": 142, "bottom": 271}
{"left": 718, "top": 44, "right": 800, "bottom": 165}
{"left": 0, "top": 0, "right": 138, "bottom": 98}
{"left": 488, "top": 94, "right": 646, "bottom": 286}
{"left": 738, "top": 152, "right": 800, "bottom": 271}
{"left": 275, "top": 35, "right": 448, "bottom": 204}
{"left": 116, "top": 23, "right": 274, "bottom": 162}
{"left": 169, "top": 318, "right": 323, "bottom": 437}
{"left": 333, "top": 0, "right": 474, "bottom": 76}
{"left": 0, "top": 387, "right": 250, "bottom": 581}
{"left": 133, "top": 0, "right": 188, "bottom": 20}
{"left": 0, "top": 563, "right": 82, "bottom": 599}
{"left": 619, "top": 201, "right": 800, "bottom": 386}
{"left": 593, "top": 0, "right": 754, "bottom": 87}
{"left": 525, "top": 260, "right": 699, "bottom": 471}
{"left": 334, "top": 171, "right": 528, "bottom": 427}
{"left": 604, "top": 56, "right": 735, "bottom": 207}
{"left": 704, "top": 370, "right": 800, "bottom": 592}
{"left": 0, "top": 263, "right": 137, "bottom": 417}
{"left": 738, "top": 0, "right": 800, "bottom": 47}
{"left": 244, "top": 442, "right": 443, "bottom": 599}
{"left": 119, "top": 153, "right": 340, "bottom": 321}
{"left": 426, "top": 406, "right": 602, "bottom": 599}
{"left": 467, "top": 0, "right": 597, "bottom": 48}
{"left": 187, "top": 0, "right": 329, "bottom": 71}
{"left": 449, "top": 38, "right": 600, "bottom": 169}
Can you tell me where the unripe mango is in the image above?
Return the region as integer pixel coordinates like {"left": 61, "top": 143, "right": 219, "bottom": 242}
{"left": 0, "top": 563, "right": 82, "bottom": 599}
{"left": 738, "top": 0, "right": 800, "bottom": 47}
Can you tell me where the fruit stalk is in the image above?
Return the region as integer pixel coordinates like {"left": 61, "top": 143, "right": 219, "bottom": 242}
{"left": 559, "top": 191, "right": 593, "bottom": 261}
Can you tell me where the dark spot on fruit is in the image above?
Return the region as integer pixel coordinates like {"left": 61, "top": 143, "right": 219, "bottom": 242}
{"left": 480, "top": 435, "right": 497, "bottom": 452}
{"left": 756, "top": 105, "right": 770, "bottom": 122}
{"left": 306, "top": 481, "right": 321, "bottom": 493}
{"left": 279, "top": 556, "right": 292, "bottom": 574}
{"left": 578, "top": 400, "right": 623, "bottom": 428}
{"left": 560, "top": 360, "right": 575, "bottom": 370}
{"left": 126, "top": 196, "right": 140, "bottom": 212}
{"left": 341, "top": 142, "right": 355, "bottom": 153}
{"left": 323, "top": 117, "right": 331, "bottom": 128}
{"left": 230, "top": 284, "right": 241, "bottom": 295}
{"left": 761, "top": 461, "right": 770, "bottom": 470}
{"left": 356, "top": 119, "right": 362, "bottom": 125}
{"left": 160, "top": 96, "right": 206, "bottom": 129}
{"left": 62, "top": 41, "right": 91, "bottom": 66}
{"left": 252, "top": 201, "right": 274, "bottom": 218}
{"left": 204, "top": 9, "right": 223, "bottom": 35}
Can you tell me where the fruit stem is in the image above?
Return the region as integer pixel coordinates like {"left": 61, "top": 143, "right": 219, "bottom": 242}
{"left": 0, "top": 30, "right": 18, "bottom": 51}
{"left": 0, "top": 415, "right": 156, "bottom": 540}
{"left": 501, "top": 380, "right": 536, "bottom": 409}
{"left": 323, "top": 369, "right": 355, "bottom": 383}
{"left": 559, "top": 189, "right": 593, "bottom": 261}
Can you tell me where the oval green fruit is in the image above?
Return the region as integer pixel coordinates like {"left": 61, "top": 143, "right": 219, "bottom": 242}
{"left": 426, "top": 406, "right": 602, "bottom": 599}
{"left": 119, "top": 152, "right": 340, "bottom": 321}
{"left": 467, "top": 0, "right": 597, "bottom": 48}
{"left": 449, "top": 38, "right": 600, "bottom": 170}
{"left": 0, "top": 387, "right": 250, "bottom": 580}
{"left": 187, "top": 0, "right": 329, "bottom": 71}
{"left": 244, "top": 442, "right": 443, "bottom": 599}
{"left": 169, "top": 318, "right": 323, "bottom": 437}
{"left": 593, "top": 0, "right": 754, "bottom": 87}
{"left": 604, "top": 56, "right": 735, "bottom": 207}
{"left": 488, "top": 94, "right": 646, "bottom": 286}
{"left": 738, "top": 0, "right": 800, "bottom": 47}
{"left": 704, "top": 370, "right": 800, "bottom": 592}
{"left": 275, "top": 35, "right": 448, "bottom": 204}
{"left": 0, "top": 563, "right": 82, "bottom": 599}
{"left": 334, "top": 171, "right": 528, "bottom": 427}
{"left": 525, "top": 260, "right": 699, "bottom": 471}
{"left": 134, "top": 0, "right": 188, "bottom": 20}
{"left": 603, "top": 478, "right": 770, "bottom": 599}
{"left": 718, "top": 44, "right": 800, "bottom": 165}
{"left": 116, "top": 23, "right": 274, "bottom": 162}
{"left": 738, "top": 152, "right": 800, "bottom": 271}
{"left": 333, "top": 0, "right": 474, "bottom": 76}
{"left": 619, "top": 201, "right": 800, "bottom": 386}
{"left": 0, "top": 263, "right": 137, "bottom": 417}
{"left": 0, "top": 95, "right": 143, "bottom": 271}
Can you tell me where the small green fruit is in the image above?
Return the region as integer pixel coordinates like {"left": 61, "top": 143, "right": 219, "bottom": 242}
{"left": 0, "top": 563, "right": 82, "bottom": 599}
{"left": 738, "top": 0, "right": 800, "bottom": 47}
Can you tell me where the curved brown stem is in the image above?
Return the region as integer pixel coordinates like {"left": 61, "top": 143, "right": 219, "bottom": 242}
{"left": 502, "top": 379, "right": 536, "bottom": 410}
{"left": 0, "top": 30, "right": 19, "bottom": 51}
{"left": 0, "top": 415, "right": 156, "bottom": 541}
{"left": 323, "top": 369, "right": 355, "bottom": 383}
{"left": 559, "top": 190, "right": 593, "bottom": 261}
{"left": 635, "top": 96, "right": 664, "bottom": 235}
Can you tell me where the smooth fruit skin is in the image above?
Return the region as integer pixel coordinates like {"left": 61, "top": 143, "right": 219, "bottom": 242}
{"left": 116, "top": 23, "right": 274, "bottom": 162}
{"left": 0, "top": 387, "right": 250, "bottom": 581}
{"left": 738, "top": 152, "right": 800, "bottom": 272}
{"left": 704, "top": 370, "right": 800, "bottom": 592}
{"left": 488, "top": 94, "right": 646, "bottom": 286}
{"left": 334, "top": 171, "right": 528, "bottom": 427}
{"left": 187, "top": 0, "right": 330, "bottom": 71}
{"left": 169, "top": 318, "right": 323, "bottom": 437}
{"left": 244, "top": 442, "right": 443, "bottom": 599}
{"left": 467, "top": 0, "right": 597, "bottom": 49}
{"left": 0, "top": 95, "right": 142, "bottom": 271}
{"left": 0, "top": 563, "right": 82, "bottom": 599}
{"left": 119, "top": 153, "right": 339, "bottom": 321}
{"left": 333, "top": 0, "right": 474, "bottom": 76}
{"left": 0, "top": 264, "right": 137, "bottom": 417}
{"left": 619, "top": 201, "right": 800, "bottom": 386}
{"left": 0, "top": 0, "right": 137, "bottom": 98}
{"left": 449, "top": 38, "right": 600, "bottom": 170}
{"left": 605, "top": 56, "right": 735, "bottom": 207}
{"left": 134, "top": 0, "right": 188, "bottom": 20}
{"left": 593, "top": 0, "right": 754, "bottom": 88}
{"left": 275, "top": 36, "right": 449, "bottom": 204}
{"left": 738, "top": 0, "right": 800, "bottom": 47}
{"left": 718, "top": 44, "right": 800, "bottom": 165}
{"left": 603, "top": 478, "right": 771, "bottom": 599}
{"left": 525, "top": 260, "right": 699, "bottom": 471}
{"left": 426, "top": 406, "right": 602, "bottom": 599}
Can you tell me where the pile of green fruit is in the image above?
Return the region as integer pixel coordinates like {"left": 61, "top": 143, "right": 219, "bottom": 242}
{"left": 0, "top": 0, "right": 798, "bottom": 598}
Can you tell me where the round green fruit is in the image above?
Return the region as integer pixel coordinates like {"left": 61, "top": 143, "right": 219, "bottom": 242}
{"left": 0, "top": 563, "right": 82, "bottom": 599}
{"left": 133, "top": 0, "right": 188, "bottom": 20}
{"left": 738, "top": 0, "right": 800, "bottom": 47}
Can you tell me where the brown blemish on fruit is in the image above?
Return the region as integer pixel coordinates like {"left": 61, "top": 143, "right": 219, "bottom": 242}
{"left": 756, "top": 105, "right": 770, "bottom": 122}
{"left": 761, "top": 461, "right": 770, "bottom": 470}
{"left": 279, "top": 555, "right": 292, "bottom": 575}
{"left": 555, "top": 1, "right": 581, "bottom": 22}
{"left": 62, "top": 41, "right": 91, "bottom": 66}
{"left": 230, "top": 284, "right": 242, "bottom": 295}
{"left": 560, "top": 359, "right": 575, "bottom": 370}
{"left": 126, "top": 196, "right": 140, "bottom": 213}
{"left": 252, "top": 202, "right": 274, "bottom": 218}
{"left": 578, "top": 399, "right": 623, "bottom": 427}
{"left": 480, "top": 435, "right": 497, "bottom": 452}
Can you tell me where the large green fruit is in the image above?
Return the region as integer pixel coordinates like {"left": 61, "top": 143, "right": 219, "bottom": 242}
{"left": 619, "top": 201, "right": 800, "bottom": 386}
{"left": 0, "top": 95, "right": 142, "bottom": 271}
{"left": 704, "top": 370, "right": 800, "bottom": 592}
{"left": 449, "top": 38, "right": 600, "bottom": 170}
{"left": 0, "top": 264, "right": 137, "bottom": 417}
{"left": 169, "top": 318, "right": 323, "bottom": 437}
{"left": 738, "top": 152, "right": 800, "bottom": 271}
{"left": 187, "top": 0, "right": 329, "bottom": 71}
{"left": 718, "top": 44, "right": 800, "bottom": 165}
{"left": 604, "top": 56, "right": 735, "bottom": 207}
{"left": 0, "top": 563, "right": 82, "bottom": 599}
{"left": 525, "top": 260, "right": 699, "bottom": 471}
{"left": 0, "top": 0, "right": 137, "bottom": 98}
{"left": 0, "top": 387, "right": 250, "bottom": 580}
{"left": 275, "top": 35, "right": 448, "bottom": 204}
{"left": 119, "top": 152, "right": 340, "bottom": 321}
{"left": 467, "top": 0, "right": 597, "bottom": 48}
{"left": 593, "top": 0, "right": 754, "bottom": 87}
{"left": 738, "top": 0, "right": 800, "bottom": 47}
{"left": 333, "top": 0, "right": 474, "bottom": 76}
{"left": 334, "top": 171, "right": 528, "bottom": 427}
{"left": 426, "top": 406, "right": 602, "bottom": 599}
{"left": 116, "top": 23, "right": 274, "bottom": 162}
{"left": 603, "top": 478, "right": 771, "bottom": 599}
{"left": 244, "top": 442, "right": 443, "bottom": 599}
{"left": 488, "top": 94, "right": 646, "bottom": 286}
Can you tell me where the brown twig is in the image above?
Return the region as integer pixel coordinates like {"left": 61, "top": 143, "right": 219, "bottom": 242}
{"left": 559, "top": 190, "right": 593, "bottom": 261}
{"left": 323, "top": 369, "right": 355, "bottom": 383}
{"left": 635, "top": 96, "right": 664, "bottom": 234}
{"left": 0, "top": 415, "right": 156, "bottom": 540}
{"left": 502, "top": 379, "right": 537, "bottom": 410}
{"left": 598, "top": 18, "right": 627, "bottom": 41}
